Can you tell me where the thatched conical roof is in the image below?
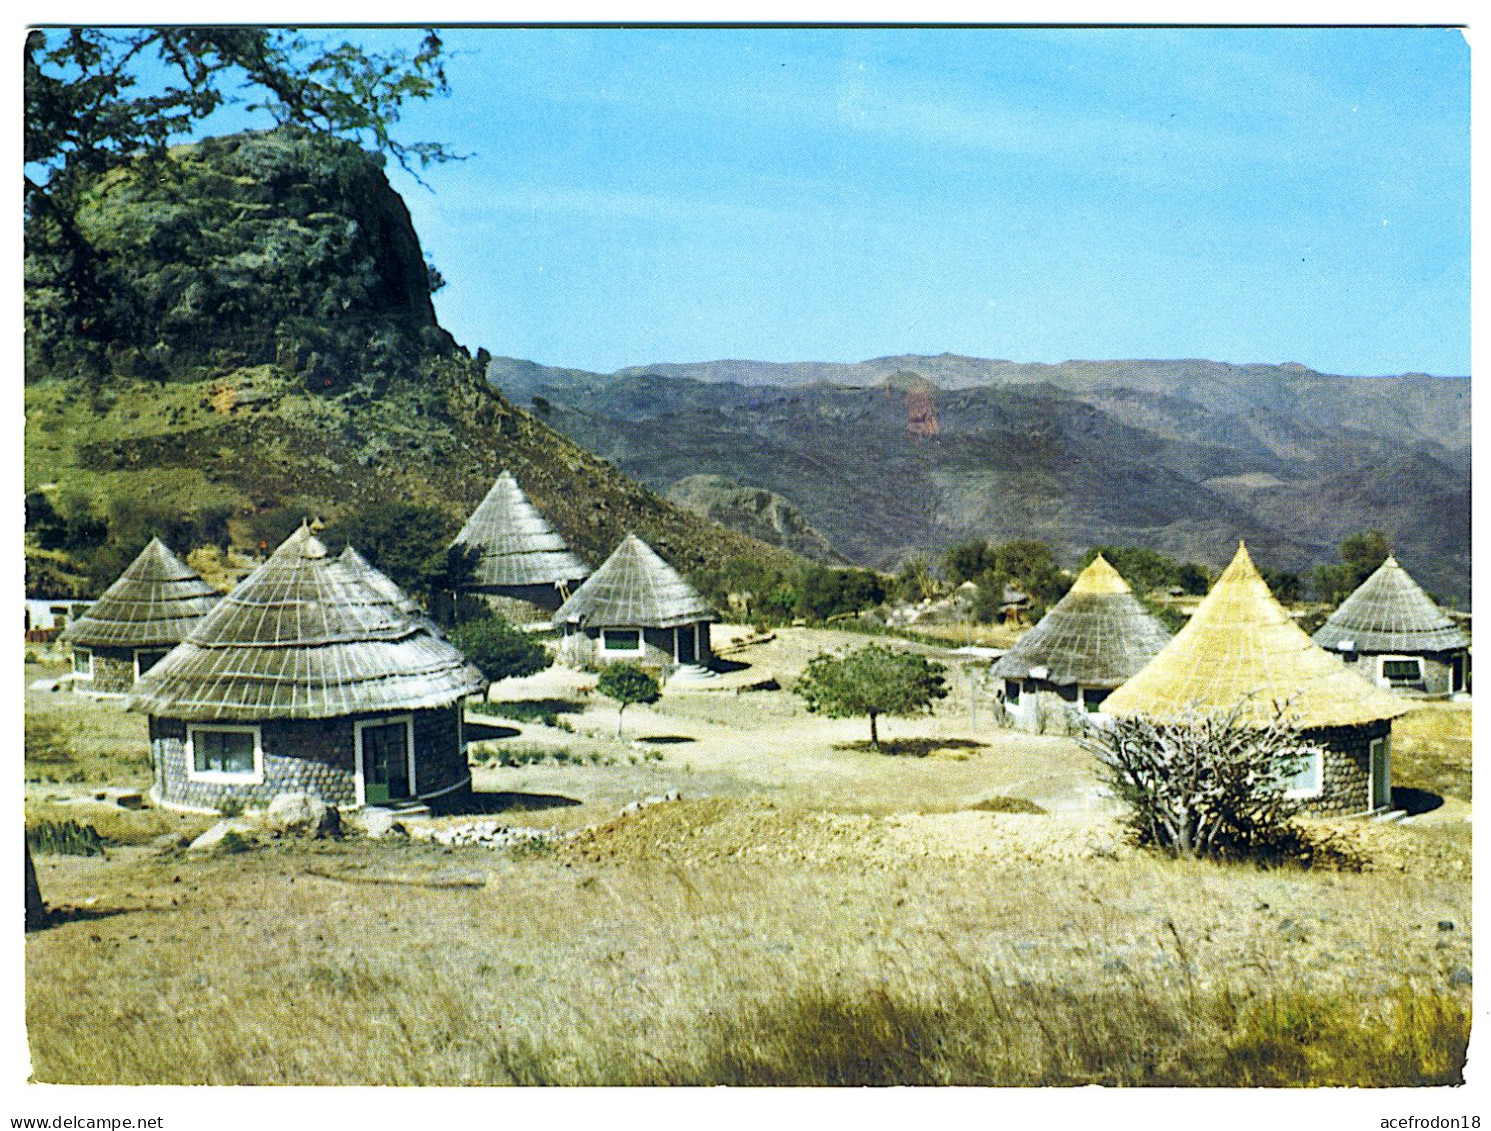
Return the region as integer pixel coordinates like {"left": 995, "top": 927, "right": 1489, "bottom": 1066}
{"left": 553, "top": 533, "right": 714, "bottom": 630}
{"left": 452, "top": 470, "right": 590, "bottom": 589}
{"left": 1103, "top": 544, "right": 1409, "bottom": 729}
{"left": 338, "top": 545, "right": 422, "bottom": 617}
{"left": 59, "top": 537, "right": 219, "bottom": 649}
{"left": 1313, "top": 556, "right": 1468, "bottom": 654}
{"left": 129, "top": 525, "right": 485, "bottom": 721}
{"left": 991, "top": 554, "right": 1172, "bottom": 688}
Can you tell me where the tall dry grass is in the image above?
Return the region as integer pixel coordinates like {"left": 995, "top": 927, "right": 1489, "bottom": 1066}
{"left": 26, "top": 841, "right": 1471, "bottom": 1087}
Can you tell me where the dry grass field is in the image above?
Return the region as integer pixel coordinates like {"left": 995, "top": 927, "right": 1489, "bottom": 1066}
{"left": 22, "top": 633, "right": 1473, "bottom": 1087}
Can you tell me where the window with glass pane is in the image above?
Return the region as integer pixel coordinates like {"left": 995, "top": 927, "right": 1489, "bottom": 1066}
{"left": 193, "top": 728, "right": 256, "bottom": 775}
{"left": 604, "top": 629, "right": 642, "bottom": 651}
{"left": 1284, "top": 750, "right": 1321, "bottom": 796}
{"left": 1381, "top": 658, "right": 1422, "bottom": 682}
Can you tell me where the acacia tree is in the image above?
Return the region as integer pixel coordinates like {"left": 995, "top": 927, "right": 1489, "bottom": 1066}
{"left": 596, "top": 662, "right": 661, "bottom": 739}
{"left": 1076, "top": 703, "right": 1321, "bottom": 859}
{"left": 25, "top": 28, "right": 456, "bottom": 364}
{"left": 795, "top": 645, "right": 948, "bottom": 752}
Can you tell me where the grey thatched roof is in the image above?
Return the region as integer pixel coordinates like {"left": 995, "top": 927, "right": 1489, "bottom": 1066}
{"left": 338, "top": 546, "right": 421, "bottom": 617}
{"left": 991, "top": 555, "right": 1172, "bottom": 687}
{"left": 1313, "top": 556, "right": 1469, "bottom": 655}
{"left": 59, "top": 537, "right": 220, "bottom": 649}
{"left": 129, "top": 525, "right": 485, "bottom": 721}
{"left": 553, "top": 533, "right": 715, "bottom": 630}
{"left": 452, "top": 470, "right": 590, "bottom": 589}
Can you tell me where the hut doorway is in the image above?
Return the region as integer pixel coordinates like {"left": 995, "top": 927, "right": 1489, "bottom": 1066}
{"left": 1370, "top": 737, "right": 1391, "bottom": 812}
{"left": 676, "top": 624, "right": 697, "bottom": 665}
{"left": 1451, "top": 654, "right": 1466, "bottom": 693}
{"left": 357, "top": 717, "right": 415, "bottom": 806}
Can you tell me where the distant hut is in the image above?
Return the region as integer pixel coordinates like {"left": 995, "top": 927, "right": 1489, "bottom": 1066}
{"left": 993, "top": 554, "right": 1172, "bottom": 732}
{"left": 59, "top": 537, "right": 219, "bottom": 697}
{"left": 1312, "top": 556, "right": 1470, "bottom": 695}
{"left": 339, "top": 545, "right": 424, "bottom": 618}
{"left": 553, "top": 533, "right": 715, "bottom": 672}
{"left": 130, "top": 525, "right": 486, "bottom": 812}
{"left": 1102, "top": 544, "right": 1409, "bottom": 814}
{"left": 451, "top": 470, "right": 590, "bottom": 620}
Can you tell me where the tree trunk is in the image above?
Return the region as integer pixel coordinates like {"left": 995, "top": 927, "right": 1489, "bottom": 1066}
{"left": 25, "top": 843, "right": 45, "bottom": 932}
{"left": 616, "top": 704, "right": 625, "bottom": 740}
{"left": 869, "top": 713, "right": 879, "bottom": 753}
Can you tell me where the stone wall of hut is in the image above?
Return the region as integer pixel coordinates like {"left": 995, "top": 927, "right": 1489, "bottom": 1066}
{"left": 1303, "top": 719, "right": 1392, "bottom": 815}
{"left": 77, "top": 647, "right": 134, "bottom": 697}
{"left": 481, "top": 584, "right": 569, "bottom": 620}
{"left": 1338, "top": 650, "right": 1466, "bottom": 697}
{"left": 150, "top": 707, "right": 469, "bottom": 811}
{"left": 1001, "top": 677, "right": 1110, "bottom": 736}
{"left": 559, "top": 622, "right": 712, "bottom": 674}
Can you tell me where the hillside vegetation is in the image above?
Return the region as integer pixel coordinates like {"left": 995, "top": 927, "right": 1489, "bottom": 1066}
{"left": 24, "top": 130, "right": 800, "bottom": 592}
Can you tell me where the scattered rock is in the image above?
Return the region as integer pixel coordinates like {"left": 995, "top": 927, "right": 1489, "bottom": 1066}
{"left": 187, "top": 820, "right": 256, "bottom": 852}
{"left": 619, "top": 790, "right": 682, "bottom": 816}
{"left": 1449, "top": 965, "right": 1472, "bottom": 987}
{"left": 1438, "top": 920, "right": 1455, "bottom": 932}
{"left": 428, "top": 821, "right": 556, "bottom": 850}
{"left": 361, "top": 809, "right": 408, "bottom": 840}
{"left": 266, "top": 792, "right": 340, "bottom": 837}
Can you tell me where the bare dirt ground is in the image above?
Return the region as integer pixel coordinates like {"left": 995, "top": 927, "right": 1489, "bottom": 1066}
{"left": 22, "top": 628, "right": 1474, "bottom": 1084}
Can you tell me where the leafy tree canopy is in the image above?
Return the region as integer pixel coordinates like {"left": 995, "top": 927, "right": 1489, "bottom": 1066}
{"left": 449, "top": 615, "right": 550, "bottom": 684}
{"left": 1311, "top": 529, "right": 1392, "bottom": 605}
{"left": 596, "top": 662, "right": 662, "bottom": 738}
{"left": 322, "top": 503, "right": 475, "bottom": 602}
{"left": 795, "top": 645, "right": 948, "bottom": 752}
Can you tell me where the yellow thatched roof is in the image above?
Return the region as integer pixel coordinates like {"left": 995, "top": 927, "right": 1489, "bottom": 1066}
{"left": 1103, "top": 543, "right": 1409, "bottom": 729}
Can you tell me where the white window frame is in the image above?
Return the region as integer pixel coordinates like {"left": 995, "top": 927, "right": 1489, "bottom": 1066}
{"left": 600, "top": 627, "right": 644, "bottom": 656}
{"left": 1377, "top": 655, "right": 1424, "bottom": 686}
{"left": 1283, "top": 748, "right": 1324, "bottom": 800}
{"left": 186, "top": 724, "right": 264, "bottom": 785}
{"left": 133, "top": 647, "right": 171, "bottom": 681}
{"left": 72, "top": 647, "right": 93, "bottom": 681}
{"left": 354, "top": 714, "right": 417, "bottom": 808}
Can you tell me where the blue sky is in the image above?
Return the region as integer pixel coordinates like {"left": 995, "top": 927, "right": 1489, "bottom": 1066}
{"left": 198, "top": 27, "right": 1474, "bottom": 374}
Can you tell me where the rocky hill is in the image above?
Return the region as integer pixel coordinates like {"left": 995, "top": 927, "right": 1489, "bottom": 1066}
{"left": 23, "top": 130, "right": 801, "bottom": 593}
{"left": 489, "top": 355, "right": 1471, "bottom": 606}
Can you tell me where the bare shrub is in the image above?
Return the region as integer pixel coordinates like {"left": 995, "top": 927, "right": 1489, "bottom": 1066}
{"left": 1078, "top": 703, "right": 1335, "bottom": 862}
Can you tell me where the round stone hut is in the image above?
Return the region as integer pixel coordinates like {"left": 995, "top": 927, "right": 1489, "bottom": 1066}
{"left": 993, "top": 554, "right": 1172, "bottom": 733}
{"left": 553, "top": 533, "right": 715, "bottom": 673}
{"left": 451, "top": 470, "right": 591, "bottom": 621}
{"left": 129, "top": 525, "right": 486, "bottom": 812}
{"left": 1102, "top": 544, "right": 1410, "bottom": 815}
{"left": 1312, "top": 555, "right": 1470, "bottom": 696}
{"left": 59, "top": 537, "right": 220, "bottom": 697}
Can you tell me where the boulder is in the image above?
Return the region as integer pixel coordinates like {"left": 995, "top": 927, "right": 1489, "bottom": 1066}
{"left": 361, "top": 808, "right": 407, "bottom": 840}
{"left": 187, "top": 820, "right": 256, "bottom": 852}
{"left": 266, "top": 792, "right": 340, "bottom": 837}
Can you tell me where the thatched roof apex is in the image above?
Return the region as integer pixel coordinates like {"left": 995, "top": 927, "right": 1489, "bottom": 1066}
{"left": 992, "top": 554, "right": 1171, "bottom": 687}
{"left": 1103, "top": 543, "right": 1409, "bottom": 729}
{"left": 553, "top": 533, "right": 714, "bottom": 630}
{"left": 129, "top": 525, "right": 484, "bottom": 721}
{"left": 1313, "top": 555, "right": 1468, "bottom": 655}
{"left": 59, "top": 537, "right": 219, "bottom": 649}
{"left": 452, "top": 470, "right": 590, "bottom": 589}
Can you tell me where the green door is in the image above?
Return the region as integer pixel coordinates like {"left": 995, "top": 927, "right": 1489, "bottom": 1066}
{"left": 361, "top": 720, "right": 411, "bottom": 805}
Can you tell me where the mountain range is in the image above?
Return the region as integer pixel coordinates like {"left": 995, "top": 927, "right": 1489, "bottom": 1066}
{"left": 489, "top": 354, "right": 1471, "bottom": 607}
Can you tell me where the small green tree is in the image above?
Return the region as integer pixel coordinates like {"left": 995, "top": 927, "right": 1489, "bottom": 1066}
{"left": 795, "top": 645, "right": 948, "bottom": 752}
{"left": 448, "top": 615, "right": 550, "bottom": 684}
{"left": 596, "top": 662, "right": 661, "bottom": 739}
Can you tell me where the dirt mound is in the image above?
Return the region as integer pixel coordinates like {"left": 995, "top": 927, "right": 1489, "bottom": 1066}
{"left": 555, "top": 796, "right": 1133, "bottom": 869}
